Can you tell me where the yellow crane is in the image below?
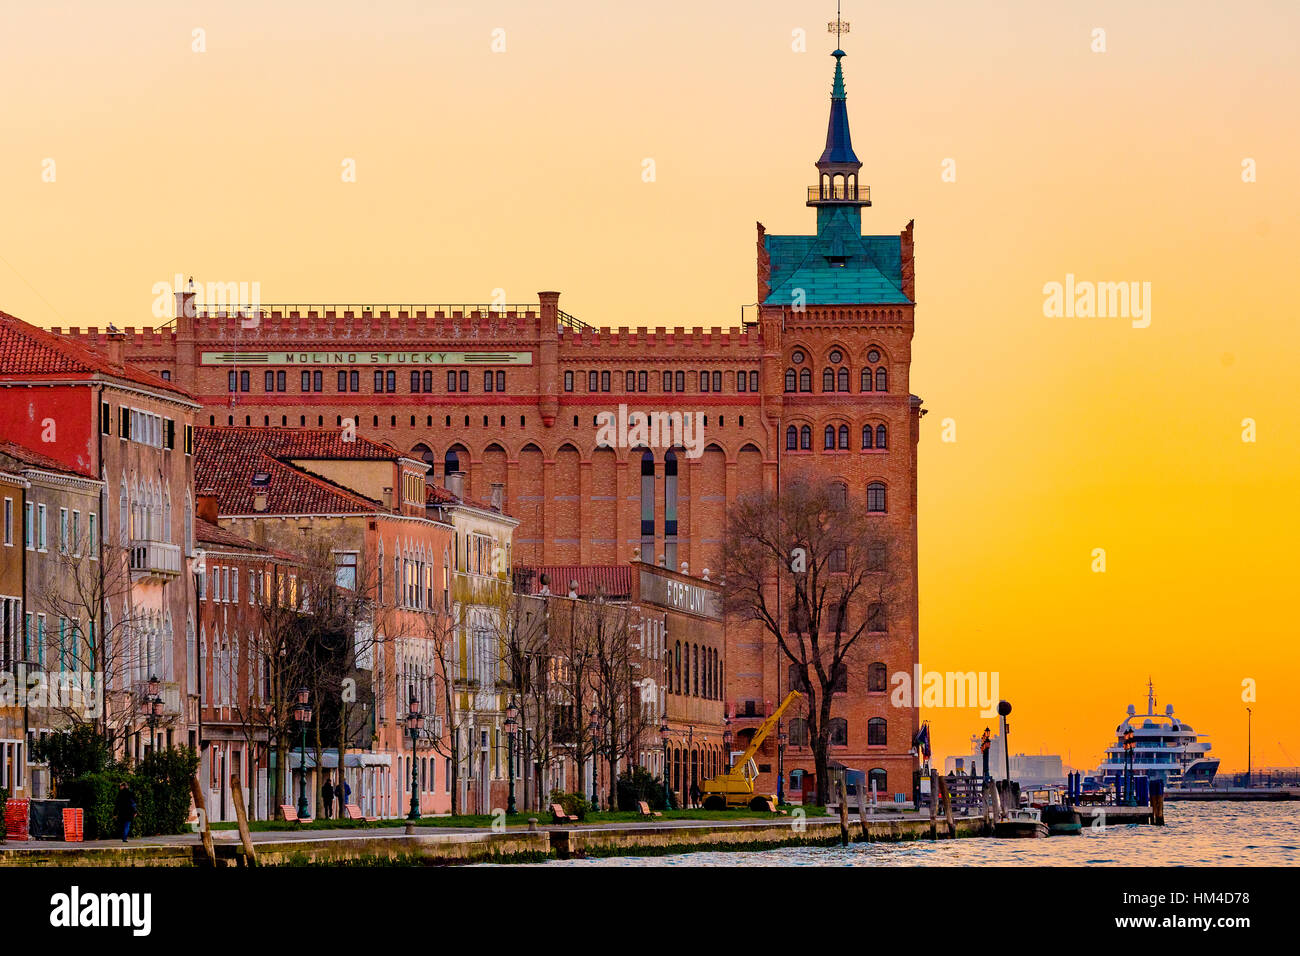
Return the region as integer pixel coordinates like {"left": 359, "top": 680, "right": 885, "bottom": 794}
{"left": 701, "top": 691, "right": 805, "bottom": 810}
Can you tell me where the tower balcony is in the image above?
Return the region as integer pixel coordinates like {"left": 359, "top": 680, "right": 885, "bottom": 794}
{"left": 807, "top": 184, "right": 871, "bottom": 206}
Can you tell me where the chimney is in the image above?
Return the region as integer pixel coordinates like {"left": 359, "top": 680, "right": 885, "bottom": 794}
{"left": 174, "top": 277, "right": 197, "bottom": 325}
{"left": 489, "top": 482, "right": 504, "bottom": 512}
{"left": 105, "top": 329, "right": 126, "bottom": 367}
{"left": 382, "top": 486, "right": 393, "bottom": 511}
{"left": 445, "top": 471, "right": 464, "bottom": 500}
{"left": 196, "top": 490, "right": 219, "bottom": 524}
{"left": 253, "top": 492, "right": 268, "bottom": 513}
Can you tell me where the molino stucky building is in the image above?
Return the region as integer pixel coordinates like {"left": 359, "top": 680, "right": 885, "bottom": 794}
{"left": 56, "top": 45, "right": 923, "bottom": 800}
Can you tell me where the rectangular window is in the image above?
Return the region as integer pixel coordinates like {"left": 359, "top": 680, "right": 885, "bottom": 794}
{"left": 24, "top": 502, "right": 33, "bottom": 549}
{"left": 626, "top": 370, "right": 635, "bottom": 391}
{"left": 750, "top": 370, "right": 759, "bottom": 392}
{"left": 232, "top": 568, "right": 239, "bottom": 603}
{"left": 265, "top": 370, "right": 275, "bottom": 391}
{"left": 303, "top": 371, "right": 312, "bottom": 391}
{"left": 338, "top": 370, "right": 348, "bottom": 391}
{"left": 675, "top": 371, "right": 685, "bottom": 392}
{"left": 313, "top": 370, "right": 322, "bottom": 391}
{"left": 662, "top": 370, "right": 672, "bottom": 392}
{"left": 335, "top": 552, "right": 358, "bottom": 590}
{"left": 71, "top": 510, "right": 80, "bottom": 556}
{"left": 100, "top": 402, "right": 111, "bottom": 434}
{"left": 447, "top": 370, "right": 458, "bottom": 392}
{"left": 712, "top": 371, "right": 722, "bottom": 392}
{"left": 738, "top": 371, "right": 747, "bottom": 392}
{"left": 700, "top": 371, "right": 710, "bottom": 392}
{"left": 386, "top": 370, "right": 395, "bottom": 392}
{"left": 374, "top": 370, "right": 385, "bottom": 392}
{"left": 600, "top": 371, "right": 610, "bottom": 392}
{"left": 88, "top": 512, "right": 97, "bottom": 558}
{"left": 38, "top": 505, "right": 47, "bottom": 550}
{"left": 240, "top": 371, "right": 250, "bottom": 391}
{"left": 564, "top": 371, "right": 573, "bottom": 392}
{"left": 2, "top": 498, "right": 11, "bottom": 546}
{"left": 496, "top": 370, "right": 505, "bottom": 392}
{"left": 411, "top": 371, "right": 421, "bottom": 392}
{"left": 228, "top": 371, "right": 238, "bottom": 393}
{"left": 484, "top": 370, "right": 495, "bottom": 392}
{"left": 459, "top": 370, "right": 469, "bottom": 392}
{"left": 637, "top": 370, "right": 647, "bottom": 392}
{"left": 588, "top": 371, "right": 598, "bottom": 392}
{"left": 350, "top": 370, "right": 359, "bottom": 392}
{"left": 119, "top": 405, "right": 130, "bottom": 439}
{"left": 184, "top": 424, "right": 194, "bottom": 455}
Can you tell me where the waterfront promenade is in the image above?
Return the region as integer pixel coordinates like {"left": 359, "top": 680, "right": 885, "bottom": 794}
{"left": 0, "top": 811, "right": 988, "bottom": 866}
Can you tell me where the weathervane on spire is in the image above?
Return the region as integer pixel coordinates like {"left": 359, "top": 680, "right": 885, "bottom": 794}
{"left": 828, "top": 1, "right": 850, "bottom": 48}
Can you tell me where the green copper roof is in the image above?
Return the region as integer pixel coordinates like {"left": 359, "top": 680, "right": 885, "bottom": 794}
{"left": 764, "top": 206, "right": 910, "bottom": 306}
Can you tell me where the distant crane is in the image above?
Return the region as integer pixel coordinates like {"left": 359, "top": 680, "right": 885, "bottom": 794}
{"left": 1279, "top": 742, "right": 1296, "bottom": 767}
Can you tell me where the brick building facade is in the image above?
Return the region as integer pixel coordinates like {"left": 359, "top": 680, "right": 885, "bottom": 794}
{"left": 52, "top": 46, "right": 922, "bottom": 801}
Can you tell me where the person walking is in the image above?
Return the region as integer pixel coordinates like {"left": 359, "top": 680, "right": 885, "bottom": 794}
{"left": 689, "top": 780, "right": 702, "bottom": 809}
{"left": 320, "top": 777, "right": 333, "bottom": 819}
{"left": 115, "top": 782, "right": 137, "bottom": 842}
{"left": 337, "top": 777, "right": 350, "bottom": 817}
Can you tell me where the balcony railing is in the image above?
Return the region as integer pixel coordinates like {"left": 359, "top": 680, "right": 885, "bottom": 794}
{"left": 807, "top": 184, "right": 871, "bottom": 204}
{"left": 129, "top": 540, "right": 182, "bottom": 578}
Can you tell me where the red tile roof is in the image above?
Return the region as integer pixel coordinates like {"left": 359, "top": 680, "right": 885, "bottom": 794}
{"left": 0, "top": 438, "right": 98, "bottom": 479}
{"left": 517, "top": 565, "right": 633, "bottom": 599}
{"left": 195, "top": 517, "right": 298, "bottom": 561}
{"left": 425, "top": 482, "right": 503, "bottom": 515}
{"left": 0, "top": 309, "right": 195, "bottom": 400}
{"left": 194, "top": 426, "right": 400, "bottom": 516}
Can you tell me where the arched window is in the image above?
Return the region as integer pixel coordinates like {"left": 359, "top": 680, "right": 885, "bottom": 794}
{"left": 640, "top": 451, "right": 655, "bottom": 559}
{"left": 830, "top": 481, "right": 847, "bottom": 508}
{"left": 876, "top": 424, "right": 887, "bottom": 449}
{"left": 837, "top": 368, "right": 849, "bottom": 392}
{"left": 664, "top": 449, "right": 678, "bottom": 542}
{"left": 868, "top": 661, "right": 888, "bottom": 692}
{"left": 868, "top": 768, "right": 888, "bottom": 794}
{"left": 784, "top": 368, "right": 796, "bottom": 392}
{"left": 837, "top": 425, "right": 849, "bottom": 449}
{"left": 693, "top": 644, "right": 699, "bottom": 696}
{"left": 876, "top": 367, "right": 888, "bottom": 391}
{"left": 868, "top": 717, "right": 887, "bottom": 746}
{"left": 788, "top": 718, "right": 808, "bottom": 747}
{"left": 867, "top": 602, "right": 886, "bottom": 632}
{"left": 444, "top": 448, "right": 460, "bottom": 475}
{"left": 861, "top": 368, "right": 872, "bottom": 391}
{"left": 800, "top": 426, "right": 811, "bottom": 450}
{"left": 412, "top": 443, "right": 435, "bottom": 474}
{"left": 824, "top": 425, "right": 836, "bottom": 450}
{"left": 862, "top": 424, "right": 873, "bottom": 449}
{"left": 828, "top": 717, "right": 848, "bottom": 746}
{"left": 119, "top": 481, "right": 128, "bottom": 546}
{"left": 786, "top": 426, "right": 798, "bottom": 450}
{"left": 799, "top": 368, "right": 811, "bottom": 392}
{"left": 867, "top": 481, "right": 886, "bottom": 513}
{"left": 162, "top": 487, "right": 171, "bottom": 544}
{"left": 183, "top": 491, "right": 193, "bottom": 555}
{"left": 674, "top": 641, "right": 681, "bottom": 694}
{"left": 822, "top": 368, "right": 835, "bottom": 391}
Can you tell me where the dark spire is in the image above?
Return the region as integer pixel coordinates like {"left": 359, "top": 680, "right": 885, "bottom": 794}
{"left": 817, "top": 50, "right": 860, "bottom": 168}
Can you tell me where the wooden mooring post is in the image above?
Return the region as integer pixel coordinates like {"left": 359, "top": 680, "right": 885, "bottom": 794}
{"left": 190, "top": 776, "right": 217, "bottom": 867}
{"left": 230, "top": 775, "right": 258, "bottom": 865}
{"left": 938, "top": 775, "right": 955, "bottom": 837}
{"left": 928, "top": 770, "right": 938, "bottom": 840}
{"left": 837, "top": 775, "right": 850, "bottom": 846}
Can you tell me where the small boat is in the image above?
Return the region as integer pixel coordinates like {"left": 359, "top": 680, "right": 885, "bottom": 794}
{"left": 1041, "top": 803, "right": 1082, "bottom": 835}
{"left": 995, "top": 807, "right": 1049, "bottom": 839}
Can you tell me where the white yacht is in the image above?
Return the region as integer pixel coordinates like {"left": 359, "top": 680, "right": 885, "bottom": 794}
{"left": 1098, "top": 681, "right": 1219, "bottom": 789}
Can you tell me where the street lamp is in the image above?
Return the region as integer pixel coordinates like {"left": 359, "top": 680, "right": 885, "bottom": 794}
{"left": 292, "top": 687, "right": 312, "bottom": 820}
{"left": 504, "top": 697, "right": 519, "bottom": 815}
{"left": 588, "top": 706, "right": 601, "bottom": 812}
{"left": 777, "top": 729, "right": 788, "bottom": 806}
{"left": 722, "top": 718, "right": 733, "bottom": 771}
{"left": 659, "top": 718, "right": 671, "bottom": 810}
{"left": 143, "top": 675, "right": 164, "bottom": 752}
{"left": 406, "top": 693, "right": 424, "bottom": 821}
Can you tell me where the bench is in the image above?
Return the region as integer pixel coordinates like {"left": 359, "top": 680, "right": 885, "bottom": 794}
{"left": 280, "top": 804, "right": 311, "bottom": 823}
{"left": 345, "top": 803, "right": 378, "bottom": 823}
{"left": 637, "top": 801, "right": 662, "bottom": 818}
{"left": 551, "top": 803, "right": 577, "bottom": 824}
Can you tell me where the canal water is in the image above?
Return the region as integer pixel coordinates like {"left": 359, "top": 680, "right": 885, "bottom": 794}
{"left": 543, "top": 802, "right": 1299, "bottom": 866}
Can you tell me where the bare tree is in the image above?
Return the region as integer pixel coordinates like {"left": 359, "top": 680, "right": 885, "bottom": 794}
{"left": 717, "top": 476, "right": 904, "bottom": 805}
{"left": 581, "top": 593, "right": 652, "bottom": 810}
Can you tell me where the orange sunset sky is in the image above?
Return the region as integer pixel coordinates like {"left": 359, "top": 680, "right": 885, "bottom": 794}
{"left": 2, "top": 1, "right": 1297, "bottom": 771}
